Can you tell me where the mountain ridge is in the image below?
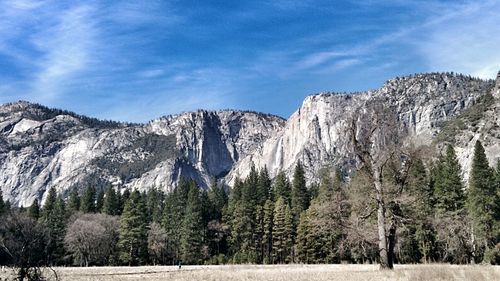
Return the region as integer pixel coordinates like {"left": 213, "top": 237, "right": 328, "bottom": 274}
{"left": 1, "top": 71, "right": 499, "bottom": 206}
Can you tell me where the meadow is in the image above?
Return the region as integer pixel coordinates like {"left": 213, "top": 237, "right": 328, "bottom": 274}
{"left": 1, "top": 264, "right": 499, "bottom": 281}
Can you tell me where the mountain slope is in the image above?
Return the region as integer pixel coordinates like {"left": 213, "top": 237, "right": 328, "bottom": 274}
{"left": 226, "top": 72, "right": 497, "bottom": 183}
{"left": 0, "top": 103, "right": 285, "bottom": 206}
{"left": 1, "top": 71, "right": 499, "bottom": 206}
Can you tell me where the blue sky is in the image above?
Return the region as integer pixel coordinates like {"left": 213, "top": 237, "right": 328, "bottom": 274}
{"left": 0, "top": 0, "right": 499, "bottom": 122}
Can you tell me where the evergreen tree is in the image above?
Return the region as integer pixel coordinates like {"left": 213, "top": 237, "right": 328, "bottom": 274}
{"left": 146, "top": 188, "right": 164, "bottom": 224}
{"left": 262, "top": 199, "right": 274, "bottom": 264}
{"left": 208, "top": 178, "right": 228, "bottom": 221}
{"left": 103, "top": 187, "right": 119, "bottom": 216}
{"left": 162, "top": 179, "right": 191, "bottom": 264}
{"left": 467, "top": 141, "right": 497, "bottom": 262}
{"left": 28, "top": 199, "right": 40, "bottom": 220}
{"left": 257, "top": 167, "right": 272, "bottom": 204}
{"left": 273, "top": 172, "right": 291, "bottom": 205}
{"left": 67, "top": 189, "right": 80, "bottom": 213}
{"left": 433, "top": 145, "right": 465, "bottom": 213}
{"left": 96, "top": 189, "right": 105, "bottom": 213}
{"left": 42, "top": 187, "right": 57, "bottom": 221}
{"left": 118, "top": 190, "right": 148, "bottom": 265}
{"left": 80, "top": 186, "right": 97, "bottom": 213}
{"left": 118, "top": 189, "right": 131, "bottom": 215}
{"left": 406, "top": 157, "right": 436, "bottom": 263}
{"left": 180, "top": 183, "right": 203, "bottom": 264}
{"left": 42, "top": 194, "right": 67, "bottom": 265}
{"left": 272, "top": 197, "right": 293, "bottom": 263}
{"left": 291, "top": 161, "right": 309, "bottom": 223}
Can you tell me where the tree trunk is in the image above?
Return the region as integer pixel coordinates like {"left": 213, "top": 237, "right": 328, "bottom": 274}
{"left": 387, "top": 218, "right": 397, "bottom": 269}
{"left": 374, "top": 169, "right": 390, "bottom": 269}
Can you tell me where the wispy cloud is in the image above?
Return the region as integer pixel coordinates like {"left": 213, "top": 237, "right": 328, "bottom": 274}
{"left": 30, "top": 4, "right": 96, "bottom": 101}
{"left": 417, "top": 1, "right": 500, "bottom": 78}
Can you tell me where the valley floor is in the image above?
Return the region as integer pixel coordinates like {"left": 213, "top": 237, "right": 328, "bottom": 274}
{"left": 1, "top": 264, "right": 499, "bottom": 281}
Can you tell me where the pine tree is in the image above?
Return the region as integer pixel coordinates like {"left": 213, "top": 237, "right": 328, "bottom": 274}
{"left": 67, "top": 189, "right": 80, "bottom": 213}
{"left": 42, "top": 187, "right": 57, "bottom": 221}
{"left": 96, "top": 189, "right": 105, "bottom": 213}
{"left": 257, "top": 167, "right": 272, "bottom": 204}
{"left": 41, "top": 193, "right": 67, "bottom": 265}
{"left": 80, "top": 186, "right": 97, "bottom": 213}
{"left": 272, "top": 197, "right": 293, "bottom": 263}
{"left": 291, "top": 161, "right": 309, "bottom": 223}
{"left": 467, "top": 140, "right": 497, "bottom": 262}
{"left": 208, "top": 178, "right": 228, "bottom": 221}
{"left": 434, "top": 145, "right": 465, "bottom": 213}
{"left": 146, "top": 188, "right": 164, "bottom": 224}
{"left": 103, "top": 187, "right": 119, "bottom": 216}
{"left": 28, "top": 199, "right": 40, "bottom": 220}
{"left": 180, "top": 183, "right": 203, "bottom": 264}
{"left": 162, "top": 179, "right": 191, "bottom": 264}
{"left": 407, "top": 157, "right": 436, "bottom": 263}
{"left": 118, "top": 190, "right": 148, "bottom": 265}
{"left": 262, "top": 199, "right": 274, "bottom": 264}
{"left": 273, "top": 171, "right": 291, "bottom": 205}
{"left": 296, "top": 210, "right": 312, "bottom": 263}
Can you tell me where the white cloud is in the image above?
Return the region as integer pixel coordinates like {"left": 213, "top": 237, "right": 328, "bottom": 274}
{"left": 418, "top": 1, "right": 500, "bottom": 78}
{"left": 30, "top": 5, "right": 96, "bottom": 101}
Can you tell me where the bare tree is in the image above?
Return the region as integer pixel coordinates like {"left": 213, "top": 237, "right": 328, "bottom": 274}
{"left": 349, "top": 99, "right": 413, "bottom": 269}
{"left": 0, "top": 212, "right": 48, "bottom": 281}
{"left": 147, "top": 222, "right": 169, "bottom": 265}
{"left": 64, "top": 213, "right": 119, "bottom": 266}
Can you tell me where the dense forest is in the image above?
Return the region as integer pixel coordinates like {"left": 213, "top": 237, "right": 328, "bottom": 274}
{"left": 0, "top": 141, "right": 499, "bottom": 279}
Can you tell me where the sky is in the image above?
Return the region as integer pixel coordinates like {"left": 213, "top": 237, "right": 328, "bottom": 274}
{"left": 0, "top": 0, "right": 499, "bottom": 122}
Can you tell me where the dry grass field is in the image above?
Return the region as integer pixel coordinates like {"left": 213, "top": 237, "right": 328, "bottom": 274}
{"left": 1, "top": 264, "right": 499, "bottom": 281}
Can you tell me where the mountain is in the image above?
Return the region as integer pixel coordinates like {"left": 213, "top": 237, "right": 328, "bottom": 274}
{"left": 0, "top": 103, "right": 284, "bottom": 206}
{"left": 1, "top": 71, "right": 499, "bottom": 206}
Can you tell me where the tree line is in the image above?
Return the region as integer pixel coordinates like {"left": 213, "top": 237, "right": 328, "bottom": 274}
{"left": 0, "top": 141, "right": 499, "bottom": 279}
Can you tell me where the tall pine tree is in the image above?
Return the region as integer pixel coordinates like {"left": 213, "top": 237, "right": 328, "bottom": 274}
{"left": 272, "top": 197, "right": 293, "bottom": 263}
{"left": 118, "top": 190, "right": 148, "bottom": 265}
{"left": 433, "top": 145, "right": 465, "bottom": 213}
{"left": 28, "top": 199, "right": 40, "bottom": 220}
{"left": 80, "top": 186, "right": 97, "bottom": 213}
{"left": 67, "top": 189, "right": 80, "bottom": 213}
{"left": 291, "top": 161, "right": 309, "bottom": 223}
{"left": 467, "top": 140, "right": 497, "bottom": 263}
{"left": 103, "top": 187, "right": 119, "bottom": 216}
{"left": 273, "top": 172, "right": 291, "bottom": 205}
{"left": 180, "top": 183, "right": 204, "bottom": 264}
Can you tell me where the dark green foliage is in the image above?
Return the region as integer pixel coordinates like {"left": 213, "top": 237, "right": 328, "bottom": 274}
{"left": 207, "top": 179, "right": 228, "bottom": 221}
{"left": 273, "top": 171, "right": 291, "bottom": 205}
{"left": 405, "top": 158, "right": 436, "bottom": 263}
{"left": 67, "top": 189, "right": 80, "bottom": 213}
{"left": 180, "top": 184, "right": 204, "bottom": 264}
{"left": 272, "top": 197, "right": 294, "bottom": 263}
{"left": 96, "top": 189, "right": 105, "bottom": 213}
{"left": 467, "top": 141, "right": 499, "bottom": 263}
{"left": 291, "top": 161, "right": 309, "bottom": 223}
{"left": 257, "top": 167, "right": 273, "bottom": 204}
{"left": 146, "top": 188, "right": 164, "bottom": 224}
{"left": 81, "top": 186, "right": 97, "bottom": 213}
{"left": 28, "top": 199, "right": 40, "bottom": 220}
{"left": 42, "top": 194, "right": 67, "bottom": 265}
{"left": 103, "top": 187, "right": 119, "bottom": 216}
{"left": 118, "top": 190, "right": 148, "bottom": 265}
{"left": 433, "top": 145, "right": 465, "bottom": 213}
{"left": 262, "top": 199, "right": 274, "bottom": 264}
{"left": 41, "top": 187, "right": 57, "bottom": 221}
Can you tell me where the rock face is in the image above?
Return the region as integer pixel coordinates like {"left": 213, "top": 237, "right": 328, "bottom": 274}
{"left": 0, "top": 103, "right": 285, "bottom": 206}
{"left": 226, "top": 73, "right": 496, "bottom": 183}
{"left": 1, "top": 71, "right": 499, "bottom": 206}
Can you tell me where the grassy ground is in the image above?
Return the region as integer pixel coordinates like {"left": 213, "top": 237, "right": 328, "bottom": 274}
{"left": 1, "top": 264, "right": 499, "bottom": 281}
